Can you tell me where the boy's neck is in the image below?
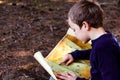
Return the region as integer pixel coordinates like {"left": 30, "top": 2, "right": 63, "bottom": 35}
{"left": 89, "top": 27, "right": 107, "bottom": 40}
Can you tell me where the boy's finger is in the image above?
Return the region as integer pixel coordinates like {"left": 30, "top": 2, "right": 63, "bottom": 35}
{"left": 56, "top": 73, "right": 68, "bottom": 80}
{"left": 59, "top": 60, "right": 65, "bottom": 65}
{"left": 67, "top": 72, "right": 75, "bottom": 76}
{"left": 59, "top": 60, "right": 63, "bottom": 65}
{"left": 59, "top": 58, "right": 68, "bottom": 65}
{"left": 66, "top": 59, "right": 72, "bottom": 65}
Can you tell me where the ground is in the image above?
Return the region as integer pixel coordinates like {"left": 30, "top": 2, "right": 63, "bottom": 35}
{"left": 0, "top": 0, "right": 120, "bottom": 80}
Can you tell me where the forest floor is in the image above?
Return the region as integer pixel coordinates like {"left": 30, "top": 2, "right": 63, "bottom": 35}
{"left": 0, "top": 0, "right": 120, "bottom": 80}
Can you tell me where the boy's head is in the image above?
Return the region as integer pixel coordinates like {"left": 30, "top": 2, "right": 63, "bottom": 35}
{"left": 68, "top": 0, "right": 103, "bottom": 28}
{"left": 67, "top": 0, "right": 104, "bottom": 43}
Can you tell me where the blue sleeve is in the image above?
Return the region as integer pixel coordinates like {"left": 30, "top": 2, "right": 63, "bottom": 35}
{"left": 70, "top": 49, "right": 91, "bottom": 60}
{"left": 97, "top": 46, "right": 120, "bottom": 80}
{"left": 76, "top": 77, "right": 86, "bottom": 80}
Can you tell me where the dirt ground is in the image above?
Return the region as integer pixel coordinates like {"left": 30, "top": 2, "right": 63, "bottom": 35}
{"left": 0, "top": 0, "right": 120, "bottom": 80}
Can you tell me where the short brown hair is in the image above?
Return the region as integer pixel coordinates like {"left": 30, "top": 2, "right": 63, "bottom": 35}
{"left": 68, "top": 0, "right": 104, "bottom": 28}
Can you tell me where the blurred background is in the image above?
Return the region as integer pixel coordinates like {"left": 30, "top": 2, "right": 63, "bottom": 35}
{"left": 0, "top": 0, "right": 120, "bottom": 80}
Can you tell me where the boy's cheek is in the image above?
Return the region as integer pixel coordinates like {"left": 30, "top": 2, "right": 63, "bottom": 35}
{"left": 75, "top": 33, "right": 89, "bottom": 43}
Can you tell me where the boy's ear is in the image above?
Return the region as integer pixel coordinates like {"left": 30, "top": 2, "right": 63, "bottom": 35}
{"left": 82, "top": 21, "right": 90, "bottom": 31}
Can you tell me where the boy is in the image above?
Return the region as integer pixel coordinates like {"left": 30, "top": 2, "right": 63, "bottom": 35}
{"left": 55, "top": 0, "right": 120, "bottom": 80}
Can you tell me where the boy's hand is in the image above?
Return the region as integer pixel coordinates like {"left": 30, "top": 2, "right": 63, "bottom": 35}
{"left": 56, "top": 72, "right": 77, "bottom": 80}
{"left": 59, "top": 54, "right": 74, "bottom": 66}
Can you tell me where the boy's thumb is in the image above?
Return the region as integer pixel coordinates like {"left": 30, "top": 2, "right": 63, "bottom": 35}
{"left": 59, "top": 57, "right": 68, "bottom": 65}
{"left": 66, "top": 60, "right": 72, "bottom": 66}
{"left": 59, "top": 59, "right": 65, "bottom": 65}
